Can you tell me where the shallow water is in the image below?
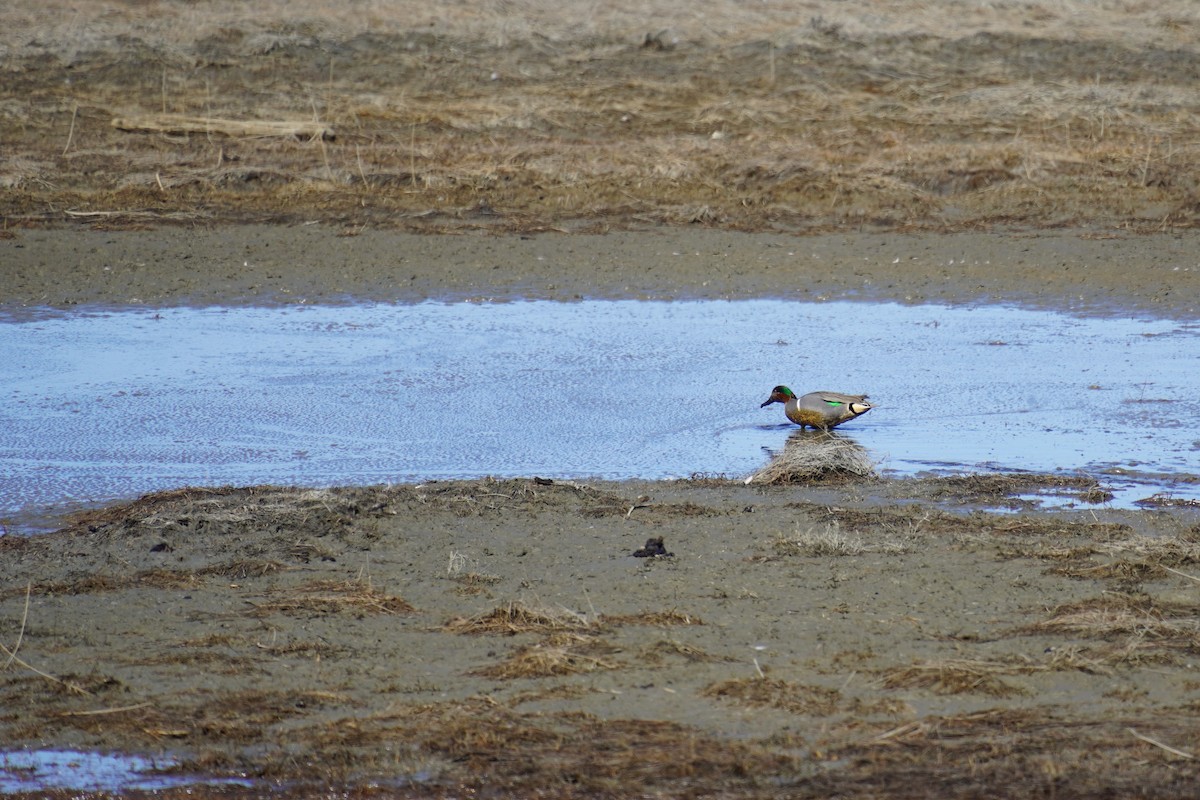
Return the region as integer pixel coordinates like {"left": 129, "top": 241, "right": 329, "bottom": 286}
{"left": 1, "top": 300, "right": 1197, "bottom": 530}
{"left": 0, "top": 749, "right": 250, "bottom": 792}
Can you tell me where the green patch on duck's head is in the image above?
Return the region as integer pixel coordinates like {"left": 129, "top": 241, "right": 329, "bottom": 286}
{"left": 760, "top": 385, "right": 796, "bottom": 408}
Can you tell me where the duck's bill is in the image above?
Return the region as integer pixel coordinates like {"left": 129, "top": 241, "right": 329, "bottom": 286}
{"left": 760, "top": 398, "right": 777, "bottom": 408}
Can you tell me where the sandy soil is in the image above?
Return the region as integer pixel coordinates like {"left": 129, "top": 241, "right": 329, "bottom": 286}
{"left": 3, "top": 2, "right": 1200, "bottom": 798}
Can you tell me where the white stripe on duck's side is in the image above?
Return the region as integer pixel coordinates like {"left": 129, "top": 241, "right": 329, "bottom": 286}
{"left": 760, "top": 385, "right": 872, "bottom": 431}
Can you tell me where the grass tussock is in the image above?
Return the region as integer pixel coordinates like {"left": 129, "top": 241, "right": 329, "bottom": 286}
{"left": 1024, "top": 594, "right": 1200, "bottom": 653}
{"left": 703, "top": 676, "right": 842, "bottom": 715}
{"left": 443, "top": 600, "right": 593, "bottom": 635}
{"left": 878, "top": 658, "right": 1032, "bottom": 697}
{"left": 747, "top": 433, "right": 877, "bottom": 485}
{"left": 773, "top": 522, "right": 909, "bottom": 557}
{"left": 248, "top": 577, "right": 414, "bottom": 617}
{"left": 471, "top": 633, "right": 622, "bottom": 679}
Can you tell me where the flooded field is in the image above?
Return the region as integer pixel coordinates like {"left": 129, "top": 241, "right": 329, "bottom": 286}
{"left": 2, "top": 299, "right": 1197, "bottom": 531}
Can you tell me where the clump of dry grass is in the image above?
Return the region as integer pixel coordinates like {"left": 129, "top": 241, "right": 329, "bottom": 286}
{"left": 248, "top": 577, "right": 414, "bottom": 617}
{"left": 471, "top": 633, "right": 622, "bottom": 679}
{"left": 1023, "top": 594, "right": 1200, "bottom": 653}
{"left": 773, "top": 522, "right": 909, "bottom": 557}
{"left": 878, "top": 658, "right": 1031, "bottom": 698}
{"left": 640, "top": 640, "right": 733, "bottom": 664}
{"left": 600, "top": 609, "right": 703, "bottom": 627}
{"left": 443, "top": 600, "right": 592, "bottom": 635}
{"left": 746, "top": 433, "right": 877, "bottom": 485}
{"left": 703, "top": 676, "right": 842, "bottom": 715}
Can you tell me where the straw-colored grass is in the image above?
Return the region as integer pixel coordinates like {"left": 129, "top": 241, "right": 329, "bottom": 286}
{"left": 443, "top": 600, "right": 593, "bottom": 635}
{"left": 5, "top": 1, "right": 1198, "bottom": 232}
{"left": 247, "top": 577, "right": 414, "bottom": 617}
{"left": 746, "top": 434, "right": 877, "bottom": 485}
{"left": 773, "top": 523, "right": 909, "bottom": 557}
{"left": 471, "top": 633, "right": 622, "bottom": 679}
{"left": 878, "top": 658, "right": 1032, "bottom": 698}
{"left": 703, "top": 676, "right": 843, "bottom": 715}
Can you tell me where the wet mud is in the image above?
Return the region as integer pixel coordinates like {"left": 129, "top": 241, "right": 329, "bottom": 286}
{"left": 3, "top": 477, "right": 1200, "bottom": 799}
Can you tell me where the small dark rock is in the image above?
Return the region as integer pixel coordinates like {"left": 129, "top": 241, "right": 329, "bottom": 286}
{"left": 633, "top": 536, "right": 673, "bottom": 558}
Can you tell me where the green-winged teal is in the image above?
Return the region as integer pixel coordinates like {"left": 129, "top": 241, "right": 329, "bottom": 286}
{"left": 760, "top": 385, "right": 872, "bottom": 431}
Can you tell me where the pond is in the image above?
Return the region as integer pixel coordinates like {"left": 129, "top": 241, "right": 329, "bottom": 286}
{"left": 1, "top": 299, "right": 1197, "bottom": 531}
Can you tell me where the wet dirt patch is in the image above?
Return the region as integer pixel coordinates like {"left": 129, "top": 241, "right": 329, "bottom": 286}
{"left": 3, "top": 477, "right": 1200, "bottom": 797}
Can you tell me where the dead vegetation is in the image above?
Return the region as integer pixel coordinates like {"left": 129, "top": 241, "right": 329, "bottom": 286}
{"left": 443, "top": 600, "right": 594, "bottom": 635}
{"left": 247, "top": 577, "right": 414, "bottom": 617}
{"left": 3, "top": 1, "right": 1200, "bottom": 232}
{"left": 6, "top": 473, "right": 1200, "bottom": 796}
{"left": 746, "top": 432, "right": 878, "bottom": 485}
{"left": 704, "top": 676, "right": 844, "bottom": 715}
{"left": 1024, "top": 593, "right": 1200, "bottom": 656}
{"left": 471, "top": 633, "right": 623, "bottom": 679}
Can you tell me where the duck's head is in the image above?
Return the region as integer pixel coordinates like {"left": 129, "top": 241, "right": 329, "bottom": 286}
{"left": 760, "top": 385, "right": 796, "bottom": 408}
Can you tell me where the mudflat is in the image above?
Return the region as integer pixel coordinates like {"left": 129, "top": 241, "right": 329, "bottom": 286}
{"left": 3, "top": 2, "right": 1200, "bottom": 798}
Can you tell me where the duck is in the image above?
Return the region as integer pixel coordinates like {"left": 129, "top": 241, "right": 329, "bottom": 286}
{"left": 760, "top": 385, "right": 872, "bottom": 430}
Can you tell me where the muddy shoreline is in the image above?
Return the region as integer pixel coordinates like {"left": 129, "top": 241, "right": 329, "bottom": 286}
{"left": 3, "top": 477, "right": 1200, "bottom": 799}
{"left": 2, "top": 226, "right": 1198, "bottom": 318}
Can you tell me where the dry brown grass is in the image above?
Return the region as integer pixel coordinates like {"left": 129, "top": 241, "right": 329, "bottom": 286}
{"left": 703, "top": 676, "right": 843, "bottom": 715}
{"left": 1024, "top": 594, "right": 1200, "bottom": 655}
{"left": 443, "top": 600, "right": 593, "bottom": 635}
{"left": 4, "top": 1, "right": 1199, "bottom": 232}
{"left": 247, "top": 577, "right": 414, "bottom": 617}
{"left": 878, "top": 657, "right": 1033, "bottom": 698}
{"left": 747, "top": 433, "right": 878, "bottom": 485}
{"left": 471, "top": 633, "right": 622, "bottom": 679}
